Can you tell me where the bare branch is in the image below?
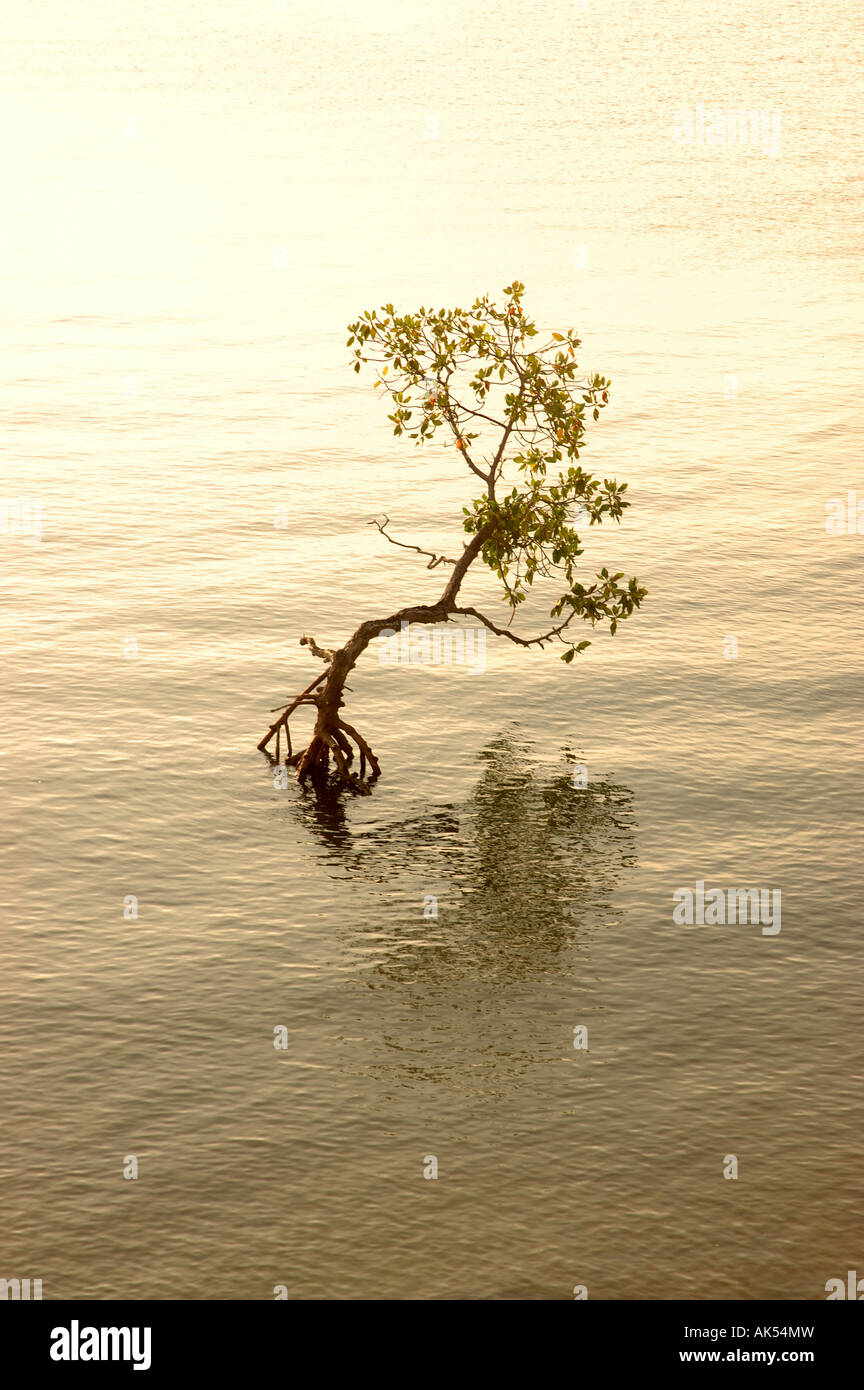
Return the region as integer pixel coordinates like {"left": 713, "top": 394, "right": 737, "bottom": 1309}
{"left": 370, "top": 515, "right": 458, "bottom": 569}
{"left": 300, "top": 635, "right": 337, "bottom": 663}
{"left": 438, "top": 397, "right": 508, "bottom": 430}
{"left": 451, "top": 604, "right": 582, "bottom": 649}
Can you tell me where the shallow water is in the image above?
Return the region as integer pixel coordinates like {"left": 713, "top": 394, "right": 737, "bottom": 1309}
{"left": 1, "top": 0, "right": 862, "bottom": 1299}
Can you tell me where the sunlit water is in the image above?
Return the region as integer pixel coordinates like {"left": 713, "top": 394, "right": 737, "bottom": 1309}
{"left": 1, "top": 0, "right": 862, "bottom": 1299}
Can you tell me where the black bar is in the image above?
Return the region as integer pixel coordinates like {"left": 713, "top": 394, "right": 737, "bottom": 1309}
{"left": 2, "top": 1298, "right": 857, "bottom": 1376}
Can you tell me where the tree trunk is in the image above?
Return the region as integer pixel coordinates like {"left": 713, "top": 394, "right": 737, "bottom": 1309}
{"left": 258, "top": 525, "right": 493, "bottom": 792}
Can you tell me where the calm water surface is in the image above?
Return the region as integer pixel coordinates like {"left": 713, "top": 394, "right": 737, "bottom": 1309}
{"left": 1, "top": 0, "right": 862, "bottom": 1298}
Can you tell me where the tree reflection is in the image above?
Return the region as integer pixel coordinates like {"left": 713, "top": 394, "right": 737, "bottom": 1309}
{"left": 286, "top": 731, "right": 637, "bottom": 988}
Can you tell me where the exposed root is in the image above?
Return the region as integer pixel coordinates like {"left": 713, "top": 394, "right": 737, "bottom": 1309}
{"left": 324, "top": 733, "right": 351, "bottom": 782}
{"left": 335, "top": 717, "right": 381, "bottom": 778}
{"left": 257, "top": 673, "right": 327, "bottom": 753}
{"left": 259, "top": 681, "right": 380, "bottom": 795}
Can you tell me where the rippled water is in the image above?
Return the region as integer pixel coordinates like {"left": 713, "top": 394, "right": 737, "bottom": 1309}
{"left": 1, "top": 0, "right": 862, "bottom": 1299}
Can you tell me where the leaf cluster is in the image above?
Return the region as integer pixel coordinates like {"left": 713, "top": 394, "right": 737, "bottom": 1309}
{"left": 347, "top": 283, "right": 646, "bottom": 657}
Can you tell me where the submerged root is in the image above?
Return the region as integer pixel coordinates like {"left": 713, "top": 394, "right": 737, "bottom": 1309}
{"left": 259, "top": 689, "right": 380, "bottom": 795}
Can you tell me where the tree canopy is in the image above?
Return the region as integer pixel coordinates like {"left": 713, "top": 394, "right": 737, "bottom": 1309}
{"left": 347, "top": 280, "right": 646, "bottom": 661}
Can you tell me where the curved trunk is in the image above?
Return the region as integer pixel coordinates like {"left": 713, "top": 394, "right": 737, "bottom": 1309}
{"left": 258, "top": 524, "right": 492, "bottom": 791}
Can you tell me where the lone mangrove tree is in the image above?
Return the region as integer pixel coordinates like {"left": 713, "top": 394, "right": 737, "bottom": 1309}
{"left": 258, "top": 281, "right": 646, "bottom": 791}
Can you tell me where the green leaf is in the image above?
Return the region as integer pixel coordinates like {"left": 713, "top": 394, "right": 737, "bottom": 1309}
{"left": 345, "top": 284, "right": 643, "bottom": 648}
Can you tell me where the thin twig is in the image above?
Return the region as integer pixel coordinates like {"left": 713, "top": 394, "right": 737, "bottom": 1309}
{"left": 370, "top": 516, "right": 458, "bottom": 569}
